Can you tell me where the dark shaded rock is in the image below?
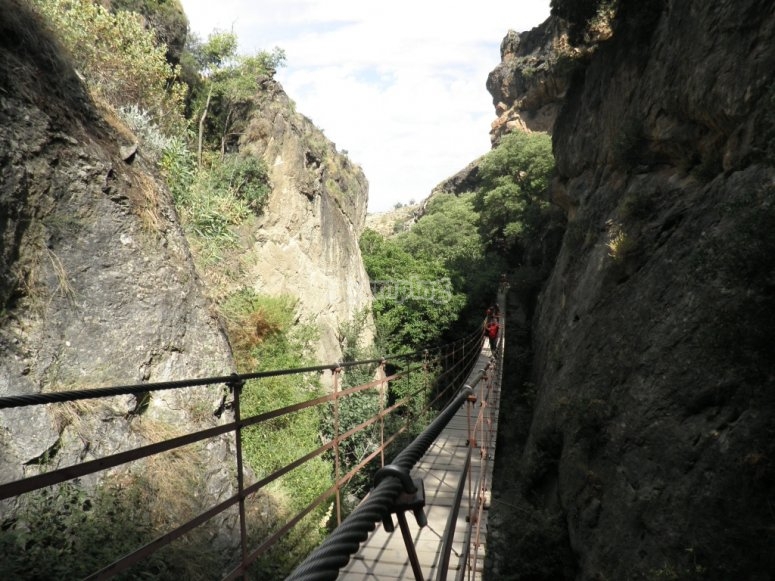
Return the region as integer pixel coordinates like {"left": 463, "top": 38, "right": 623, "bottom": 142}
{"left": 488, "top": 1, "right": 775, "bottom": 579}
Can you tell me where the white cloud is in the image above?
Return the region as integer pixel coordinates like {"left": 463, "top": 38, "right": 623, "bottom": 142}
{"left": 180, "top": 0, "right": 552, "bottom": 212}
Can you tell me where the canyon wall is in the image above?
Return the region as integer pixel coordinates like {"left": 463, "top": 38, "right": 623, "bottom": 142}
{"left": 488, "top": 1, "right": 775, "bottom": 578}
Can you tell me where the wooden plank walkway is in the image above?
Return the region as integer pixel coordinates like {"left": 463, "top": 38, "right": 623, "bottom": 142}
{"left": 338, "top": 342, "right": 502, "bottom": 581}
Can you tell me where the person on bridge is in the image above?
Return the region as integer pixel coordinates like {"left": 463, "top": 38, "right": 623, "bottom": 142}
{"left": 486, "top": 319, "right": 500, "bottom": 354}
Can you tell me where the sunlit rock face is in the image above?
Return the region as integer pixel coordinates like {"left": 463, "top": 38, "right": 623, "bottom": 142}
{"left": 487, "top": 1, "right": 775, "bottom": 579}
{"left": 486, "top": 19, "right": 574, "bottom": 141}
{"left": 241, "top": 79, "right": 374, "bottom": 366}
{"left": 0, "top": 0, "right": 237, "bottom": 543}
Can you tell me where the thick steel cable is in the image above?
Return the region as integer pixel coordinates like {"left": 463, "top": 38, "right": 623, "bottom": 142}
{"left": 284, "top": 478, "right": 403, "bottom": 581}
{"left": 285, "top": 384, "right": 475, "bottom": 581}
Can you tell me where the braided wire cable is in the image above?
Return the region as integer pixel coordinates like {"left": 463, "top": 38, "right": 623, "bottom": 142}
{"left": 285, "top": 478, "right": 403, "bottom": 581}
{"left": 0, "top": 330, "right": 481, "bottom": 410}
{"left": 285, "top": 384, "right": 475, "bottom": 581}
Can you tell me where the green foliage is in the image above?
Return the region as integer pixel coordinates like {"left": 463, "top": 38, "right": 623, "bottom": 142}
{"left": 32, "top": 0, "right": 186, "bottom": 133}
{"left": 188, "top": 31, "right": 286, "bottom": 154}
{"left": 220, "top": 289, "right": 328, "bottom": 505}
{"left": 475, "top": 131, "right": 555, "bottom": 256}
{"left": 119, "top": 104, "right": 177, "bottom": 163}
{"left": 398, "top": 193, "right": 506, "bottom": 320}
{"left": 170, "top": 153, "right": 270, "bottom": 257}
{"left": 220, "top": 290, "right": 305, "bottom": 370}
{"left": 0, "top": 481, "right": 225, "bottom": 580}
{"left": 323, "top": 311, "right": 382, "bottom": 501}
{"left": 208, "top": 154, "right": 271, "bottom": 213}
{"left": 326, "top": 384, "right": 382, "bottom": 502}
{"left": 220, "top": 289, "right": 331, "bottom": 573}
{"left": 160, "top": 136, "right": 197, "bottom": 202}
{"left": 108, "top": 0, "right": 188, "bottom": 63}
{"left": 399, "top": 194, "right": 483, "bottom": 265}
{"left": 388, "top": 363, "right": 434, "bottom": 419}
{"left": 360, "top": 229, "right": 466, "bottom": 355}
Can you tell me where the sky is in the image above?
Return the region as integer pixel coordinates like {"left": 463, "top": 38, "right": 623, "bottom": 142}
{"left": 179, "top": 0, "right": 552, "bottom": 213}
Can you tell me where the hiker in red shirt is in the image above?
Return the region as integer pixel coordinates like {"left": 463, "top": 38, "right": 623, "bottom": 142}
{"left": 486, "top": 319, "right": 499, "bottom": 353}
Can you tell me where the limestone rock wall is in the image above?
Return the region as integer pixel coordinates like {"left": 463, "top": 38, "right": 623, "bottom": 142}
{"left": 488, "top": 1, "right": 775, "bottom": 578}
{"left": 486, "top": 20, "right": 573, "bottom": 141}
{"left": 241, "top": 79, "right": 374, "bottom": 365}
{"left": 0, "top": 0, "right": 236, "bottom": 521}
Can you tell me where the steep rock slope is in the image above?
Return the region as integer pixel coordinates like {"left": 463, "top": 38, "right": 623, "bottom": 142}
{"left": 488, "top": 1, "right": 775, "bottom": 579}
{"left": 239, "top": 79, "right": 374, "bottom": 364}
{"left": 487, "top": 19, "right": 573, "bottom": 142}
{"left": 0, "top": 0, "right": 236, "bottom": 521}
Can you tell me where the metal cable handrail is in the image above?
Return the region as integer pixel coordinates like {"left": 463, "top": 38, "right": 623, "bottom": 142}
{"left": 0, "top": 330, "right": 486, "bottom": 410}
{"left": 285, "top": 383, "right": 477, "bottom": 581}
{"left": 0, "top": 320, "right": 495, "bottom": 580}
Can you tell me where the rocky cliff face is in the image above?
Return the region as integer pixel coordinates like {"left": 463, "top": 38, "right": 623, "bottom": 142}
{"left": 239, "top": 79, "right": 374, "bottom": 365}
{"left": 487, "top": 21, "right": 571, "bottom": 142}
{"left": 0, "top": 0, "right": 237, "bottom": 540}
{"left": 1, "top": 0, "right": 374, "bottom": 480}
{"left": 488, "top": 1, "right": 775, "bottom": 579}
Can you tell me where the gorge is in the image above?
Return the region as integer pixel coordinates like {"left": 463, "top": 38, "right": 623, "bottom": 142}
{"left": 1, "top": 0, "right": 774, "bottom": 579}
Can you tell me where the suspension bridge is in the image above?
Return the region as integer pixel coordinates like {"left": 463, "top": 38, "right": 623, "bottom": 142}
{"left": 0, "top": 289, "right": 507, "bottom": 580}
{"left": 335, "top": 342, "right": 500, "bottom": 581}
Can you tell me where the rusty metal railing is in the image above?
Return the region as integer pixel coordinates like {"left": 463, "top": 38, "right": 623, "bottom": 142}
{"left": 0, "top": 325, "right": 486, "bottom": 579}
{"left": 286, "top": 289, "right": 507, "bottom": 581}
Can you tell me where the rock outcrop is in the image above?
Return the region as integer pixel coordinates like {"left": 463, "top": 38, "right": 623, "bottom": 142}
{"left": 0, "top": 1, "right": 375, "bottom": 573}
{"left": 0, "top": 0, "right": 236, "bottom": 539}
{"left": 240, "top": 79, "right": 374, "bottom": 365}
{"left": 486, "top": 4, "right": 615, "bottom": 144}
{"left": 486, "top": 22, "right": 571, "bottom": 142}
{"left": 488, "top": 1, "right": 775, "bottom": 579}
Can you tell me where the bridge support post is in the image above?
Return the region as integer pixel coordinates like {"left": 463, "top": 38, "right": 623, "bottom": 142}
{"left": 227, "top": 373, "right": 248, "bottom": 578}
{"left": 397, "top": 510, "right": 424, "bottom": 581}
{"left": 374, "top": 465, "right": 428, "bottom": 580}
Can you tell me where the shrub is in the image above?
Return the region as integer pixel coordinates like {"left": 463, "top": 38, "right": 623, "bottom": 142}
{"left": 220, "top": 289, "right": 331, "bottom": 575}
{"left": 31, "top": 0, "right": 186, "bottom": 134}
{"left": 119, "top": 104, "right": 176, "bottom": 163}
{"left": 0, "top": 479, "right": 226, "bottom": 580}
{"left": 208, "top": 154, "right": 271, "bottom": 214}
{"left": 159, "top": 136, "right": 196, "bottom": 203}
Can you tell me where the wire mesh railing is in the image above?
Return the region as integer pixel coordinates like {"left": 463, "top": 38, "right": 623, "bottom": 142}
{"left": 0, "top": 324, "right": 486, "bottom": 580}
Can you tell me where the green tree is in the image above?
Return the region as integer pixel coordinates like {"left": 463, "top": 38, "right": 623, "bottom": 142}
{"left": 188, "top": 31, "right": 286, "bottom": 164}
{"left": 474, "top": 131, "right": 555, "bottom": 256}
{"left": 396, "top": 193, "right": 507, "bottom": 330}
{"left": 108, "top": 0, "right": 189, "bottom": 65}
{"left": 360, "top": 229, "right": 465, "bottom": 354}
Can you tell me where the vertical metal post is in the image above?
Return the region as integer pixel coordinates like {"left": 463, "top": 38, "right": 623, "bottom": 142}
{"left": 333, "top": 366, "right": 342, "bottom": 526}
{"left": 396, "top": 511, "right": 425, "bottom": 581}
{"left": 422, "top": 349, "right": 429, "bottom": 404}
{"left": 480, "top": 367, "right": 488, "bottom": 463}
{"left": 465, "top": 389, "right": 476, "bottom": 573}
{"left": 228, "top": 374, "right": 248, "bottom": 578}
{"left": 379, "top": 359, "right": 386, "bottom": 467}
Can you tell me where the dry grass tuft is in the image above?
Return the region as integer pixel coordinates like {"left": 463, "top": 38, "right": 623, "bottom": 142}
{"left": 134, "top": 172, "right": 165, "bottom": 233}
{"left": 46, "top": 248, "right": 76, "bottom": 304}
{"left": 52, "top": 399, "right": 109, "bottom": 438}
{"left": 129, "top": 417, "right": 206, "bottom": 528}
